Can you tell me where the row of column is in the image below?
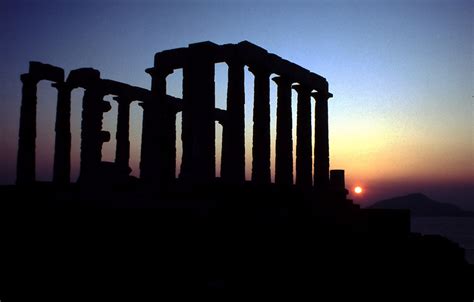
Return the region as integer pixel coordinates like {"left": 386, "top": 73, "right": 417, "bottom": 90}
{"left": 17, "top": 62, "right": 331, "bottom": 190}
{"left": 17, "top": 72, "right": 137, "bottom": 185}
{"left": 145, "top": 59, "right": 331, "bottom": 190}
{"left": 247, "top": 67, "right": 332, "bottom": 189}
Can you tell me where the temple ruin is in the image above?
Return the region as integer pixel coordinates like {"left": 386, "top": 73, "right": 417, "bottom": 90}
{"left": 16, "top": 41, "right": 342, "bottom": 198}
{"left": 9, "top": 42, "right": 472, "bottom": 299}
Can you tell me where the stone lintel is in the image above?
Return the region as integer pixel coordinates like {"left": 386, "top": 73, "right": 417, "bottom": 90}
{"left": 29, "top": 61, "right": 64, "bottom": 83}
{"left": 66, "top": 68, "right": 101, "bottom": 89}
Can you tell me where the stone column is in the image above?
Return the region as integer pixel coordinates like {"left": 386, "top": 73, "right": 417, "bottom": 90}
{"left": 179, "top": 67, "right": 192, "bottom": 180}
{"left": 180, "top": 44, "right": 216, "bottom": 184}
{"left": 249, "top": 65, "right": 271, "bottom": 184}
{"left": 221, "top": 58, "right": 245, "bottom": 183}
{"left": 293, "top": 84, "right": 312, "bottom": 188}
{"left": 52, "top": 82, "right": 73, "bottom": 185}
{"left": 273, "top": 76, "right": 293, "bottom": 185}
{"left": 16, "top": 73, "right": 39, "bottom": 185}
{"left": 312, "top": 91, "right": 332, "bottom": 189}
{"left": 330, "top": 169, "right": 348, "bottom": 201}
{"left": 114, "top": 96, "right": 133, "bottom": 172}
{"left": 141, "top": 67, "right": 175, "bottom": 188}
{"left": 79, "top": 86, "right": 111, "bottom": 182}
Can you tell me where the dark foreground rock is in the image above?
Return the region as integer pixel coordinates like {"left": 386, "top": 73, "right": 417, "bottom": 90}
{"left": 0, "top": 184, "right": 473, "bottom": 301}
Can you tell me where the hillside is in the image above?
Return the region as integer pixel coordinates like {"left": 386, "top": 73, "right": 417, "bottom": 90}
{"left": 369, "top": 193, "right": 474, "bottom": 217}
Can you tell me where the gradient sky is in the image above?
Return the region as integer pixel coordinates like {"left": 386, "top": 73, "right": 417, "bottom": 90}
{"left": 0, "top": 0, "right": 472, "bottom": 208}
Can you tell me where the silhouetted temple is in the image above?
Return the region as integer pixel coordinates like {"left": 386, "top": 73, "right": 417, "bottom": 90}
{"left": 3, "top": 41, "right": 472, "bottom": 300}
{"left": 16, "top": 41, "right": 336, "bottom": 193}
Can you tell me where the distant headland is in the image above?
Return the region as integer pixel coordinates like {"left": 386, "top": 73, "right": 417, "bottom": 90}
{"left": 369, "top": 193, "right": 474, "bottom": 217}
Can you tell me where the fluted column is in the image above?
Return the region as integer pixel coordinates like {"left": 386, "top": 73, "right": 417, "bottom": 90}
{"left": 221, "top": 58, "right": 245, "bottom": 183}
{"left": 79, "top": 86, "right": 111, "bottom": 182}
{"left": 249, "top": 65, "right": 271, "bottom": 184}
{"left": 180, "top": 44, "right": 216, "bottom": 184}
{"left": 293, "top": 84, "right": 312, "bottom": 188}
{"left": 16, "top": 73, "right": 39, "bottom": 185}
{"left": 114, "top": 96, "right": 133, "bottom": 172}
{"left": 312, "top": 91, "right": 332, "bottom": 189}
{"left": 273, "top": 76, "right": 293, "bottom": 185}
{"left": 141, "top": 67, "right": 175, "bottom": 187}
{"left": 52, "top": 82, "right": 73, "bottom": 184}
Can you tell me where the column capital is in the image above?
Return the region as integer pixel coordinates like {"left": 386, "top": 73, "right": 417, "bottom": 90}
{"left": 84, "top": 83, "right": 108, "bottom": 99}
{"left": 145, "top": 67, "right": 174, "bottom": 78}
{"left": 292, "top": 83, "right": 312, "bottom": 95}
{"left": 51, "top": 81, "right": 73, "bottom": 91}
{"left": 225, "top": 56, "right": 245, "bottom": 68}
{"left": 311, "top": 91, "right": 333, "bottom": 101}
{"left": 272, "top": 75, "right": 293, "bottom": 86}
{"left": 140, "top": 99, "right": 181, "bottom": 113}
{"left": 248, "top": 64, "right": 271, "bottom": 77}
{"left": 113, "top": 95, "right": 134, "bottom": 104}
{"left": 20, "top": 73, "right": 40, "bottom": 85}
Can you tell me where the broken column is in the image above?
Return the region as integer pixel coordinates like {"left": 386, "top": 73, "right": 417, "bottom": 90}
{"left": 52, "top": 82, "right": 73, "bottom": 184}
{"left": 312, "top": 91, "right": 332, "bottom": 189}
{"left": 330, "top": 169, "right": 349, "bottom": 200}
{"left": 249, "top": 65, "right": 271, "bottom": 184}
{"left": 180, "top": 42, "right": 217, "bottom": 184}
{"left": 293, "top": 84, "right": 312, "bottom": 188}
{"left": 273, "top": 76, "right": 293, "bottom": 185}
{"left": 142, "top": 67, "right": 175, "bottom": 187}
{"left": 114, "top": 95, "right": 133, "bottom": 172}
{"left": 221, "top": 57, "right": 245, "bottom": 183}
{"left": 79, "top": 84, "right": 111, "bottom": 182}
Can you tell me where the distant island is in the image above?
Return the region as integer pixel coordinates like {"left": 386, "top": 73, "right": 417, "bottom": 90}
{"left": 368, "top": 193, "right": 474, "bottom": 217}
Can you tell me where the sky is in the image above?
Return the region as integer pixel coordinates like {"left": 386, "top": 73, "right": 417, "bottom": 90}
{"left": 0, "top": 0, "right": 472, "bottom": 209}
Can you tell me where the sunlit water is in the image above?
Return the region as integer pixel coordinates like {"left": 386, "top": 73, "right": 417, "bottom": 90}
{"left": 411, "top": 217, "right": 474, "bottom": 264}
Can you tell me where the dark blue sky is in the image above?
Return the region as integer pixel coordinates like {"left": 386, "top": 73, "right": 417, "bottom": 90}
{"left": 0, "top": 0, "right": 472, "bottom": 208}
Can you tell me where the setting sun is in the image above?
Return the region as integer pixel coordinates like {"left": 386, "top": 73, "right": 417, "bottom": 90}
{"left": 354, "top": 186, "right": 363, "bottom": 194}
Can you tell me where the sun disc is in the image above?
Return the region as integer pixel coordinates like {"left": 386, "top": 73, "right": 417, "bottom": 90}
{"left": 354, "top": 186, "right": 363, "bottom": 194}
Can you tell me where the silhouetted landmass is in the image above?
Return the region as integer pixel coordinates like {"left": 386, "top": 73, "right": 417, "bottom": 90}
{"left": 369, "top": 193, "right": 474, "bottom": 217}
{"left": 1, "top": 183, "right": 473, "bottom": 300}
{"left": 3, "top": 42, "right": 474, "bottom": 300}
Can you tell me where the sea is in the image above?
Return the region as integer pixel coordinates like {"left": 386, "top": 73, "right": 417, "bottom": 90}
{"left": 411, "top": 217, "right": 474, "bottom": 264}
